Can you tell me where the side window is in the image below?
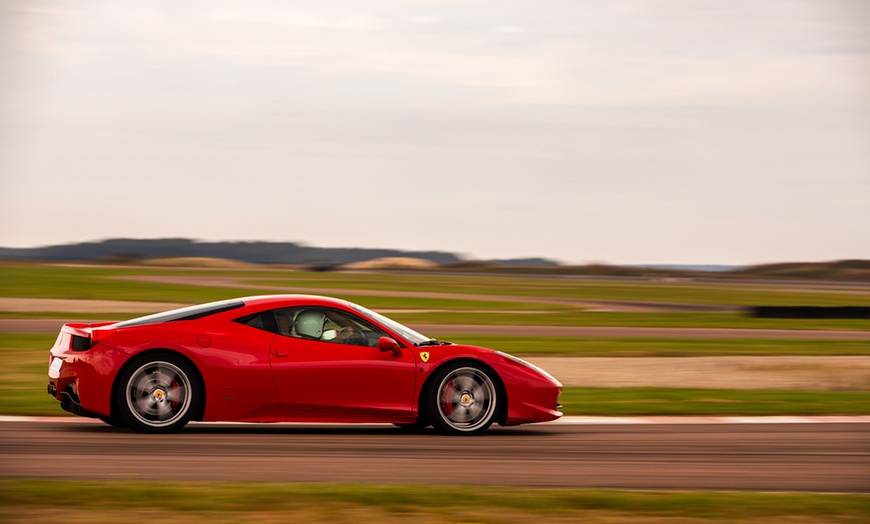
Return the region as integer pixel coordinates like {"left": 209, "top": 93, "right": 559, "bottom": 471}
{"left": 234, "top": 311, "right": 279, "bottom": 334}
{"left": 275, "top": 307, "right": 386, "bottom": 347}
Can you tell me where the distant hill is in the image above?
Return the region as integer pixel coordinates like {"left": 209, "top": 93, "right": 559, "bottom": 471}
{"left": 435, "top": 260, "right": 870, "bottom": 282}
{"left": 486, "top": 257, "right": 561, "bottom": 267}
{"left": 0, "top": 238, "right": 460, "bottom": 266}
{"left": 632, "top": 264, "right": 742, "bottom": 272}
{"left": 1, "top": 239, "right": 866, "bottom": 282}
{"left": 732, "top": 260, "right": 870, "bottom": 282}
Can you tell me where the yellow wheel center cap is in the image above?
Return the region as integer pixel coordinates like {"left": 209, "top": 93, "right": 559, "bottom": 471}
{"left": 154, "top": 389, "right": 165, "bottom": 400}
{"left": 461, "top": 394, "right": 471, "bottom": 404}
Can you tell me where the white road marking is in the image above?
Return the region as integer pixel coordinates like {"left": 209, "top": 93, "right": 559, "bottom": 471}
{"left": 1, "top": 415, "right": 869, "bottom": 425}
{"left": 548, "top": 415, "right": 870, "bottom": 425}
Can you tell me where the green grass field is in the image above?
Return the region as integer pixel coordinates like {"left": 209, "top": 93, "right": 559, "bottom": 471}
{"left": 431, "top": 335, "right": 870, "bottom": 356}
{"left": 2, "top": 264, "right": 868, "bottom": 519}
{"left": 391, "top": 310, "right": 870, "bottom": 330}
{"left": 2, "top": 263, "right": 869, "bottom": 417}
{"left": 4, "top": 262, "right": 870, "bottom": 307}
{"left": 559, "top": 387, "right": 870, "bottom": 416}
{"left": 1, "top": 480, "right": 868, "bottom": 523}
{"left": 248, "top": 275, "right": 870, "bottom": 306}
{"left": 6, "top": 309, "right": 870, "bottom": 332}
{"left": 2, "top": 263, "right": 869, "bottom": 330}
{"left": 5, "top": 334, "right": 868, "bottom": 417}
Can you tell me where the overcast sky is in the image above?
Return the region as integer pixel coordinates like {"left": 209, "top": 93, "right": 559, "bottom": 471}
{"left": 1, "top": 1, "right": 868, "bottom": 264}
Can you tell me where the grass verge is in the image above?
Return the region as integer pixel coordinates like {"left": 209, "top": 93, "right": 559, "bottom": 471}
{"left": 391, "top": 310, "right": 870, "bottom": 330}
{"left": 1, "top": 480, "right": 868, "bottom": 523}
{"left": 559, "top": 387, "right": 870, "bottom": 416}
{"left": 5, "top": 309, "right": 870, "bottom": 332}
{"left": 247, "top": 275, "right": 870, "bottom": 306}
{"left": 3, "top": 263, "right": 870, "bottom": 331}
{"left": 11, "top": 386, "right": 870, "bottom": 417}
{"left": 432, "top": 335, "right": 870, "bottom": 356}
{"left": 3, "top": 334, "right": 869, "bottom": 416}
{"left": 4, "top": 263, "right": 870, "bottom": 307}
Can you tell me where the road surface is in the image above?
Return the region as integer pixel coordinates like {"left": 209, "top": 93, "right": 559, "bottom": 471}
{"left": 2, "top": 418, "right": 867, "bottom": 492}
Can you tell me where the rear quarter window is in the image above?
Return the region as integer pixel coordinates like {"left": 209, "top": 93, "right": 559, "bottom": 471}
{"left": 113, "top": 299, "right": 245, "bottom": 328}
{"left": 233, "top": 311, "right": 279, "bottom": 334}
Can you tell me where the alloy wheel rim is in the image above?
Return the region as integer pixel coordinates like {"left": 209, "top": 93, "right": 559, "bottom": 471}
{"left": 126, "top": 361, "right": 192, "bottom": 427}
{"left": 437, "top": 367, "right": 496, "bottom": 431}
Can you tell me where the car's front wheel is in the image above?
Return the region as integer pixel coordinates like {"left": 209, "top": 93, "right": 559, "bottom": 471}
{"left": 425, "top": 364, "right": 499, "bottom": 436}
{"left": 393, "top": 421, "right": 429, "bottom": 430}
{"left": 116, "top": 354, "right": 199, "bottom": 433}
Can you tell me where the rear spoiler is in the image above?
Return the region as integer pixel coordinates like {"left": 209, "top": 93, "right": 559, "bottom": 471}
{"left": 60, "top": 322, "right": 116, "bottom": 350}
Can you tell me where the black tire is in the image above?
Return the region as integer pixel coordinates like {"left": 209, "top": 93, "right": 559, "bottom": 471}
{"left": 424, "top": 363, "right": 499, "bottom": 436}
{"left": 115, "top": 353, "right": 200, "bottom": 433}
{"left": 393, "top": 421, "right": 429, "bottom": 430}
{"left": 98, "top": 415, "right": 126, "bottom": 428}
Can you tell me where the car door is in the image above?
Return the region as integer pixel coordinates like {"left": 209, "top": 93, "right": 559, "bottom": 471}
{"left": 268, "top": 310, "right": 417, "bottom": 418}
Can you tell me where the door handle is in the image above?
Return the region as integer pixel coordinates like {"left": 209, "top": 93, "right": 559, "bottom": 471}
{"left": 274, "top": 349, "right": 289, "bottom": 358}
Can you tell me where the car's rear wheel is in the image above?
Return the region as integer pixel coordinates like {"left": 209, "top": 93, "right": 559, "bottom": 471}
{"left": 116, "top": 354, "right": 199, "bottom": 433}
{"left": 426, "top": 364, "right": 498, "bottom": 436}
{"left": 97, "top": 415, "right": 125, "bottom": 428}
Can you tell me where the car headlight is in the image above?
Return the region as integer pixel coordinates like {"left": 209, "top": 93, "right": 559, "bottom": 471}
{"left": 496, "top": 351, "right": 557, "bottom": 382}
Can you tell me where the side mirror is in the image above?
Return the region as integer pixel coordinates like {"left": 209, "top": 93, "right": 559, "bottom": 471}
{"left": 377, "top": 336, "right": 401, "bottom": 357}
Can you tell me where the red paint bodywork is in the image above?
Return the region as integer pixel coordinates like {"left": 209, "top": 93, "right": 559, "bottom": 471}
{"left": 48, "top": 295, "right": 562, "bottom": 427}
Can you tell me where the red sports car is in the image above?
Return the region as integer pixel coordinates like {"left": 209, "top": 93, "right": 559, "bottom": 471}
{"left": 47, "top": 295, "right": 562, "bottom": 435}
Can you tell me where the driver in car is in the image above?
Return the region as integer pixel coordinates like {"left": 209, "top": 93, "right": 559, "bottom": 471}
{"left": 294, "top": 309, "right": 366, "bottom": 345}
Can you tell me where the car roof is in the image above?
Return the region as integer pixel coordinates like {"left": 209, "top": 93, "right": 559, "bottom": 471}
{"left": 238, "top": 294, "right": 353, "bottom": 310}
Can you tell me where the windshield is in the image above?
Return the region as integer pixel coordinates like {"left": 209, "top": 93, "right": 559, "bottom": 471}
{"left": 348, "top": 302, "right": 429, "bottom": 345}
{"left": 112, "top": 299, "right": 245, "bottom": 328}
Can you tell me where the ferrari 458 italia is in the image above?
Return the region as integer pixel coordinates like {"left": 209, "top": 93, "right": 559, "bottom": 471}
{"left": 47, "top": 295, "right": 562, "bottom": 435}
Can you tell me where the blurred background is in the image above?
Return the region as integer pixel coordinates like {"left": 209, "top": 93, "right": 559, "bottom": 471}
{"left": 1, "top": 1, "right": 869, "bottom": 522}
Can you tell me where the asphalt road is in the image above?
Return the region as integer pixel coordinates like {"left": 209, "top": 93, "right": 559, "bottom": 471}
{"left": 2, "top": 418, "right": 867, "bottom": 492}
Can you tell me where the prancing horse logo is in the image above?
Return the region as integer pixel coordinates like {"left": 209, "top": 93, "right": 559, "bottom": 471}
{"left": 420, "top": 352, "right": 430, "bottom": 362}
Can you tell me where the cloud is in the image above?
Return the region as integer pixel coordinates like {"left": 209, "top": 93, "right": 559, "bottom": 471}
{"left": 0, "top": 0, "right": 868, "bottom": 263}
{"left": 210, "top": 7, "right": 386, "bottom": 31}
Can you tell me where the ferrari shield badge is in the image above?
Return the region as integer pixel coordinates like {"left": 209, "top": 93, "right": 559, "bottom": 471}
{"left": 420, "top": 351, "right": 430, "bottom": 362}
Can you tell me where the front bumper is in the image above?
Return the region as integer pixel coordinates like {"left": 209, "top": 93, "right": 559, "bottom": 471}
{"left": 503, "top": 385, "right": 563, "bottom": 425}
